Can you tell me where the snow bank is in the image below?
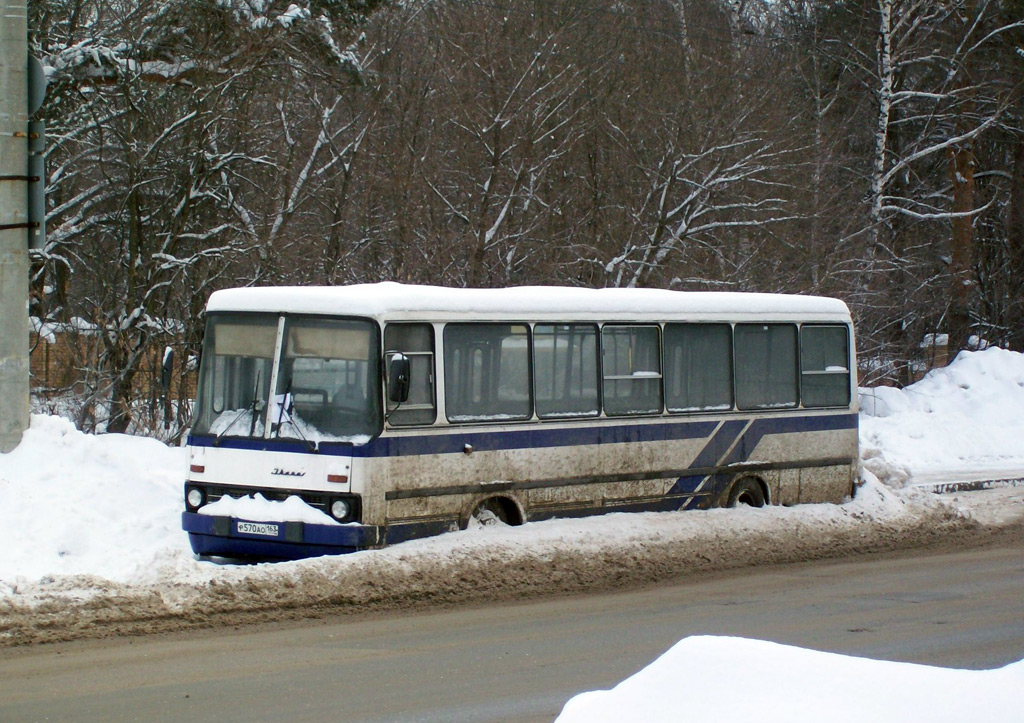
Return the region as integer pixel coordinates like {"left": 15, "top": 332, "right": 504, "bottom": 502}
{"left": 860, "top": 347, "right": 1024, "bottom": 487}
{"left": 0, "top": 347, "right": 1022, "bottom": 649}
{"left": 0, "top": 415, "right": 191, "bottom": 587}
{"left": 556, "top": 636, "right": 1024, "bottom": 723}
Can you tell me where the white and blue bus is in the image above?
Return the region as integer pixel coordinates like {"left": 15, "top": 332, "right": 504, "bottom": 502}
{"left": 182, "top": 283, "right": 858, "bottom": 559}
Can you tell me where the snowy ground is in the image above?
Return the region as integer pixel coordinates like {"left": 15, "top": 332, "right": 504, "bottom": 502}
{"left": 556, "top": 635, "right": 1023, "bottom": 723}
{"left": 2, "top": 348, "right": 1024, "bottom": 716}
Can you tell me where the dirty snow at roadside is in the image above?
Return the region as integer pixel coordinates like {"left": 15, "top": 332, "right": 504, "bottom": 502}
{"left": 0, "top": 347, "right": 1022, "bottom": 599}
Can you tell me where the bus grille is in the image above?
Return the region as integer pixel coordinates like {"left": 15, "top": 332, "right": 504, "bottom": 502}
{"left": 204, "top": 485, "right": 331, "bottom": 515}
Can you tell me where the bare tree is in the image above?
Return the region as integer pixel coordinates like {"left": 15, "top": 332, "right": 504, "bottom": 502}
{"left": 602, "top": 132, "right": 796, "bottom": 288}
{"left": 864, "top": 0, "right": 1022, "bottom": 368}
{"left": 30, "top": 0, "right": 384, "bottom": 432}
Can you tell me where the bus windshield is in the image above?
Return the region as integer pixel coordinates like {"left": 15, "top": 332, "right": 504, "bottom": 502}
{"left": 192, "top": 313, "right": 381, "bottom": 443}
{"left": 272, "top": 317, "right": 380, "bottom": 442}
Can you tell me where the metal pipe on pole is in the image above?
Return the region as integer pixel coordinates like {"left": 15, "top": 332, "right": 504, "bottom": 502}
{"left": 0, "top": 0, "right": 31, "bottom": 452}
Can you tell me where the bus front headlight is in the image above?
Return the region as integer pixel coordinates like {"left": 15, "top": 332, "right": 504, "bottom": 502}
{"left": 186, "top": 487, "right": 205, "bottom": 510}
{"left": 330, "top": 498, "right": 351, "bottom": 521}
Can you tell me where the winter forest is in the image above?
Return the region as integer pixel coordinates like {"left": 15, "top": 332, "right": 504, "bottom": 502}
{"left": 26, "top": 0, "right": 1024, "bottom": 436}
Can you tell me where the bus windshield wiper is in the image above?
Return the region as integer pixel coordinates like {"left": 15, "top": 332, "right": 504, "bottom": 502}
{"left": 270, "top": 376, "right": 317, "bottom": 452}
{"left": 272, "top": 375, "right": 293, "bottom": 436}
{"left": 214, "top": 370, "right": 264, "bottom": 444}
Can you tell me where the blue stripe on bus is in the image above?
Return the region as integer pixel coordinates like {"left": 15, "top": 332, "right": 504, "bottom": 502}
{"left": 727, "top": 413, "right": 859, "bottom": 466}
{"left": 668, "top": 419, "right": 749, "bottom": 498}
{"left": 189, "top": 412, "right": 857, "bottom": 460}
{"left": 354, "top": 419, "right": 720, "bottom": 458}
{"left": 669, "top": 414, "right": 857, "bottom": 497}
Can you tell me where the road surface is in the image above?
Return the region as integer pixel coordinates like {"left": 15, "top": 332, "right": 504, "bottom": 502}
{"left": 1, "top": 523, "right": 1022, "bottom": 723}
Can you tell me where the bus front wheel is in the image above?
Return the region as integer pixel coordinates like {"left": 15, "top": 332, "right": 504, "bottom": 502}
{"left": 726, "top": 478, "right": 766, "bottom": 508}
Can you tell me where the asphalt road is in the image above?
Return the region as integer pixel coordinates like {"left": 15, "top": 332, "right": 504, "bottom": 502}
{"left": 1, "top": 534, "right": 1022, "bottom": 723}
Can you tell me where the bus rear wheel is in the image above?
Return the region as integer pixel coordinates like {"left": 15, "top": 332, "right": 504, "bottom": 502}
{"left": 727, "top": 478, "right": 766, "bottom": 508}
{"left": 468, "top": 497, "right": 519, "bottom": 527}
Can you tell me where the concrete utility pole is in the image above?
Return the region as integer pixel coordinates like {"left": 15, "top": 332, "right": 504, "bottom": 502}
{"left": 0, "top": 0, "right": 31, "bottom": 453}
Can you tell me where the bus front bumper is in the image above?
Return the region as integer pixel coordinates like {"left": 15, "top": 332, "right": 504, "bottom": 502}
{"left": 181, "top": 511, "right": 382, "bottom": 560}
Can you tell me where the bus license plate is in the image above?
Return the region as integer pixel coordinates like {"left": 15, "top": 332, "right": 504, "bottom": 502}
{"left": 236, "top": 521, "right": 279, "bottom": 537}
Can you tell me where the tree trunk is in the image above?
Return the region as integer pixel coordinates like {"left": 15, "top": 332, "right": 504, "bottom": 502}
{"left": 106, "top": 362, "right": 136, "bottom": 434}
{"left": 1008, "top": 141, "right": 1024, "bottom": 351}
{"left": 948, "top": 140, "right": 976, "bottom": 357}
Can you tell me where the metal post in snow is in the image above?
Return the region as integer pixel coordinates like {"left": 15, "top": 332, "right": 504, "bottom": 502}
{"left": 0, "top": 0, "right": 31, "bottom": 452}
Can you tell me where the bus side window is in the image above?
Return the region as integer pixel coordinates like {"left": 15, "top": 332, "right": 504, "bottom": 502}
{"left": 534, "top": 324, "right": 599, "bottom": 419}
{"left": 384, "top": 323, "right": 437, "bottom": 425}
{"left": 735, "top": 323, "right": 798, "bottom": 410}
{"left": 800, "top": 325, "right": 851, "bottom": 408}
{"left": 664, "top": 323, "right": 733, "bottom": 413}
{"left": 444, "top": 324, "right": 531, "bottom": 423}
{"left": 602, "top": 325, "right": 662, "bottom": 416}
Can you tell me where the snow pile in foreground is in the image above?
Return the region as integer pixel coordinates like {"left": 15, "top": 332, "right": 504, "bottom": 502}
{"left": 0, "top": 415, "right": 191, "bottom": 584}
{"left": 556, "top": 636, "right": 1023, "bottom": 723}
{"left": 860, "top": 347, "right": 1024, "bottom": 487}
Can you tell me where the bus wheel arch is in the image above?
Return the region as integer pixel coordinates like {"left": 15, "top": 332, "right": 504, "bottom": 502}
{"left": 464, "top": 495, "right": 524, "bottom": 528}
{"left": 725, "top": 476, "right": 768, "bottom": 508}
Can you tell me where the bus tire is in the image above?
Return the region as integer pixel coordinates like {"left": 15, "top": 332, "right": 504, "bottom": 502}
{"left": 467, "top": 496, "right": 522, "bottom": 528}
{"left": 471, "top": 498, "right": 509, "bottom": 527}
{"left": 727, "top": 478, "right": 766, "bottom": 508}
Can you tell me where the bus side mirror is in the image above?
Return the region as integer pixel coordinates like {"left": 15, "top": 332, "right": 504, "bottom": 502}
{"left": 161, "top": 348, "right": 174, "bottom": 392}
{"left": 387, "top": 353, "right": 411, "bottom": 404}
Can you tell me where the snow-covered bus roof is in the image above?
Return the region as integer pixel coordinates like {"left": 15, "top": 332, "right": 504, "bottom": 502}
{"left": 206, "top": 282, "right": 852, "bottom": 324}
